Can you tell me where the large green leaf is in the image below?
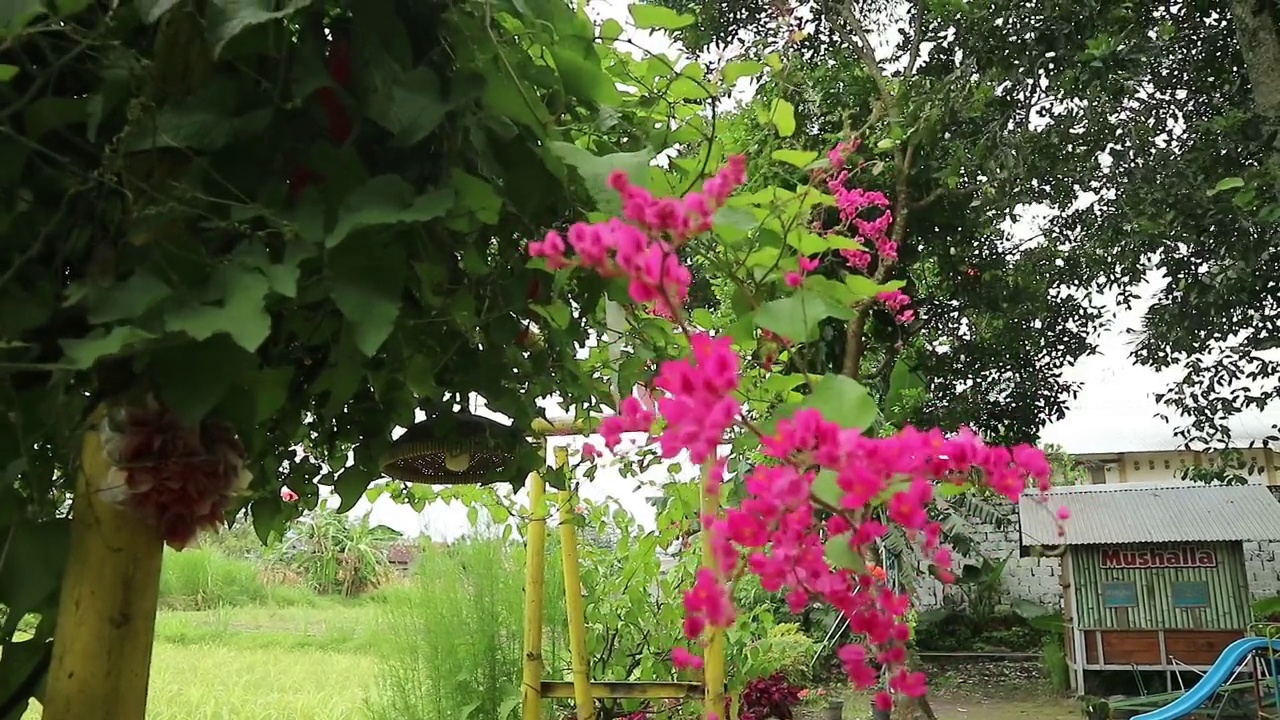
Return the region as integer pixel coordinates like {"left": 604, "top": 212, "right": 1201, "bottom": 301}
{"left": 796, "top": 374, "right": 878, "bottom": 430}
{"left": 550, "top": 48, "right": 621, "bottom": 105}
{"left": 60, "top": 327, "right": 156, "bottom": 369}
{"left": 627, "top": 4, "right": 695, "bottom": 29}
{"left": 327, "top": 242, "right": 409, "bottom": 357}
{"left": 135, "top": 0, "right": 181, "bottom": 23}
{"left": 547, "top": 142, "right": 654, "bottom": 215}
{"left": 164, "top": 265, "right": 273, "bottom": 352}
{"left": 206, "top": 0, "right": 315, "bottom": 57}
{"left": 366, "top": 67, "right": 451, "bottom": 146}
{"left": 327, "top": 176, "right": 455, "bottom": 248}
{"left": 752, "top": 288, "right": 854, "bottom": 343}
{"left": 147, "top": 336, "right": 256, "bottom": 426}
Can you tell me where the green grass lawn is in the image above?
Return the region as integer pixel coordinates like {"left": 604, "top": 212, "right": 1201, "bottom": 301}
{"left": 21, "top": 602, "right": 382, "bottom": 720}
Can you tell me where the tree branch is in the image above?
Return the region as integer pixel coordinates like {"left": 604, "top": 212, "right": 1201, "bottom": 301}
{"left": 903, "top": 0, "right": 925, "bottom": 80}
{"left": 823, "top": 0, "right": 889, "bottom": 100}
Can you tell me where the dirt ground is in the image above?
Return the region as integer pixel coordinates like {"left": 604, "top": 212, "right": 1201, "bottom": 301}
{"left": 806, "top": 660, "right": 1082, "bottom": 720}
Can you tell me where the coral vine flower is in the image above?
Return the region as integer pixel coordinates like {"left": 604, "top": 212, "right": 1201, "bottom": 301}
{"left": 526, "top": 146, "right": 1063, "bottom": 711}
{"left": 280, "top": 487, "right": 299, "bottom": 503}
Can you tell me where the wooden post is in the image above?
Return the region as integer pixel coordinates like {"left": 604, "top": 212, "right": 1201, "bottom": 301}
{"left": 557, "top": 447, "right": 595, "bottom": 720}
{"left": 42, "top": 422, "right": 164, "bottom": 720}
{"left": 521, "top": 468, "right": 549, "bottom": 720}
{"left": 700, "top": 458, "right": 727, "bottom": 720}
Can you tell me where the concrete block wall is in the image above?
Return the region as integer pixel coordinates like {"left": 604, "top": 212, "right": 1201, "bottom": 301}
{"left": 913, "top": 506, "right": 1280, "bottom": 612}
{"left": 913, "top": 503, "right": 1063, "bottom": 611}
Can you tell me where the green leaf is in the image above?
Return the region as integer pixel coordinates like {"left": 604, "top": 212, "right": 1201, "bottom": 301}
{"left": 812, "top": 469, "right": 841, "bottom": 508}
{"left": 1209, "top": 176, "right": 1246, "bottom": 195}
{"left": 0, "top": 64, "right": 17, "bottom": 82}
{"left": 164, "top": 266, "right": 273, "bottom": 352}
{"left": 119, "top": 79, "right": 237, "bottom": 152}
{"left": 254, "top": 367, "right": 293, "bottom": 423}
{"left": 327, "top": 242, "right": 408, "bottom": 357}
{"left": 752, "top": 289, "right": 853, "bottom": 343}
{"left": 797, "top": 374, "right": 878, "bottom": 431}
{"left": 335, "top": 465, "right": 376, "bottom": 513}
{"left": 135, "top": 0, "right": 181, "bottom": 23}
{"left": 327, "top": 176, "right": 455, "bottom": 248}
{"left": 547, "top": 142, "right": 654, "bottom": 215}
{"left": 0, "top": 0, "right": 44, "bottom": 40}
{"left": 600, "top": 18, "right": 624, "bottom": 40}
{"left": 824, "top": 532, "right": 865, "bottom": 572}
{"left": 0, "top": 518, "right": 69, "bottom": 616}
{"left": 85, "top": 270, "right": 172, "bottom": 324}
{"left": 627, "top": 4, "right": 695, "bottom": 29}
{"left": 366, "top": 67, "right": 450, "bottom": 146}
{"left": 551, "top": 48, "right": 620, "bottom": 105}
{"left": 148, "top": 336, "right": 254, "bottom": 426}
{"left": 250, "top": 498, "right": 283, "bottom": 544}
{"left": 766, "top": 98, "right": 796, "bottom": 138}
{"left": 447, "top": 171, "right": 503, "bottom": 229}
{"left": 771, "top": 149, "right": 819, "bottom": 168}
{"left": 61, "top": 326, "right": 156, "bottom": 369}
{"left": 206, "top": 0, "right": 315, "bottom": 58}
{"left": 885, "top": 359, "right": 925, "bottom": 422}
{"left": 845, "top": 273, "right": 889, "bottom": 300}
{"left": 722, "top": 59, "right": 765, "bottom": 84}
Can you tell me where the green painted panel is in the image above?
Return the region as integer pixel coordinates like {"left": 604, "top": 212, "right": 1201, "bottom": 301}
{"left": 1071, "top": 542, "right": 1250, "bottom": 630}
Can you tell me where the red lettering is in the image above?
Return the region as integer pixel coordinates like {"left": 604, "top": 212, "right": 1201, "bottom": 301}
{"left": 1100, "top": 546, "right": 1218, "bottom": 569}
{"left": 1102, "top": 548, "right": 1125, "bottom": 568}
{"left": 1197, "top": 549, "right": 1217, "bottom": 567}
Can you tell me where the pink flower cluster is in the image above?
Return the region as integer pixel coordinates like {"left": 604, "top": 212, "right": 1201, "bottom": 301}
{"left": 529, "top": 158, "right": 747, "bottom": 317}
{"left": 528, "top": 147, "right": 1063, "bottom": 716}
{"left": 877, "top": 289, "right": 915, "bottom": 325}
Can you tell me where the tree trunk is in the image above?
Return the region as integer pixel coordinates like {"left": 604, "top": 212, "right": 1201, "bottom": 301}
{"left": 1229, "top": 0, "right": 1280, "bottom": 190}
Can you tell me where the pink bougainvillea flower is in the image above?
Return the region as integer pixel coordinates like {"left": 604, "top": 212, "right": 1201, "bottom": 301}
{"left": 525, "top": 147, "right": 1064, "bottom": 707}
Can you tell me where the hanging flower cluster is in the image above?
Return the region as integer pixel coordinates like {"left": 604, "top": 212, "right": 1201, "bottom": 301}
{"left": 528, "top": 146, "right": 1066, "bottom": 715}
{"left": 99, "top": 401, "right": 251, "bottom": 550}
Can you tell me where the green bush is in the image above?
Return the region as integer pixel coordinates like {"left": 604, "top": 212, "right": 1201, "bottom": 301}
{"left": 1041, "top": 637, "right": 1071, "bottom": 692}
{"left": 757, "top": 623, "right": 818, "bottom": 684}
{"left": 365, "top": 535, "right": 541, "bottom": 720}
{"left": 267, "top": 506, "right": 399, "bottom": 596}
{"left": 159, "top": 549, "right": 270, "bottom": 610}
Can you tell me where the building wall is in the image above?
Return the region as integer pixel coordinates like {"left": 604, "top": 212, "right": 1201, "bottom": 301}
{"left": 1074, "top": 449, "right": 1275, "bottom": 485}
{"left": 1070, "top": 542, "right": 1250, "bottom": 630}
{"left": 914, "top": 504, "right": 1280, "bottom": 613}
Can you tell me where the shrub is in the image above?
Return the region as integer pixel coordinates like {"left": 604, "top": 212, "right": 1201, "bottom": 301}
{"left": 364, "top": 535, "right": 536, "bottom": 720}
{"left": 756, "top": 624, "right": 818, "bottom": 685}
{"left": 1042, "top": 637, "right": 1071, "bottom": 692}
{"left": 159, "top": 548, "right": 270, "bottom": 610}
{"left": 267, "top": 506, "right": 398, "bottom": 596}
{"left": 739, "top": 673, "right": 804, "bottom": 720}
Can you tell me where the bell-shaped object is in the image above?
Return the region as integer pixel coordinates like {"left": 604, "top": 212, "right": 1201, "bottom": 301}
{"left": 381, "top": 412, "right": 524, "bottom": 485}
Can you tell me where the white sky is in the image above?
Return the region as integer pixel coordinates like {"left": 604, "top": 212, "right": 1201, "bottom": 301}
{"left": 344, "top": 1, "right": 1273, "bottom": 539}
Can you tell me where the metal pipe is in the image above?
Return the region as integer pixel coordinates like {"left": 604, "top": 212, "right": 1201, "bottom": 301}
{"left": 521, "top": 468, "right": 550, "bottom": 720}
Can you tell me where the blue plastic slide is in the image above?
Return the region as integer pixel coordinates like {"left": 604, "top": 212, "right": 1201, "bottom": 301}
{"left": 1131, "top": 637, "right": 1280, "bottom": 720}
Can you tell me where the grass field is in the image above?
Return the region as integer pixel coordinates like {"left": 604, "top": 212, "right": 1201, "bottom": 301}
{"left": 22, "top": 602, "right": 383, "bottom": 720}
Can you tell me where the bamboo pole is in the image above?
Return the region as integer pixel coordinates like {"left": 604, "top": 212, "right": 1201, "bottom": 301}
{"left": 521, "top": 467, "right": 550, "bottom": 720}
{"left": 700, "top": 458, "right": 727, "bottom": 720}
{"left": 42, "top": 421, "right": 164, "bottom": 720}
{"left": 556, "top": 446, "right": 595, "bottom": 720}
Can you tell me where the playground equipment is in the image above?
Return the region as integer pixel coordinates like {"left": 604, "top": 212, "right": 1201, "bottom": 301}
{"left": 382, "top": 412, "right": 727, "bottom": 720}
{"left": 1100, "top": 624, "right": 1280, "bottom": 720}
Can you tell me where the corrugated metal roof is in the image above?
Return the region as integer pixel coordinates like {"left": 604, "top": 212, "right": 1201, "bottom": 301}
{"left": 1019, "top": 482, "right": 1280, "bottom": 547}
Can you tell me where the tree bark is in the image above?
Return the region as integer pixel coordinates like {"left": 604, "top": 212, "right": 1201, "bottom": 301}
{"left": 1229, "top": 0, "right": 1280, "bottom": 191}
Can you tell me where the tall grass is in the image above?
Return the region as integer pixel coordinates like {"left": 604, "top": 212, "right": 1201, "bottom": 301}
{"left": 366, "top": 533, "right": 565, "bottom": 720}
{"left": 159, "top": 548, "right": 314, "bottom": 610}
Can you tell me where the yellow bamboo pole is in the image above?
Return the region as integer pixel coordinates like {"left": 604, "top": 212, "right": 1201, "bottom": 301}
{"left": 42, "top": 419, "right": 164, "bottom": 720}
{"left": 700, "top": 458, "right": 727, "bottom": 720}
{"left": 521, "top": 467, "right": 550, "bottom": 720}
{"left": 556, "top": 446, "right": 595, "bottom": 720}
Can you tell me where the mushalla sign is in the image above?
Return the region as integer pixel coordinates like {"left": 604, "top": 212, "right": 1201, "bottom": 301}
{"left": 1101, "top": 546, "right": 1218, "bottom": 569}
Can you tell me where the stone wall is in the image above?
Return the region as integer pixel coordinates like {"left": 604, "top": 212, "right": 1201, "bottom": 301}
{"left": 914, "top": 503, "right": 1063, "bottom": 611}
{"left": 914, "top": 506, "right": 1280, "bottom": 612}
